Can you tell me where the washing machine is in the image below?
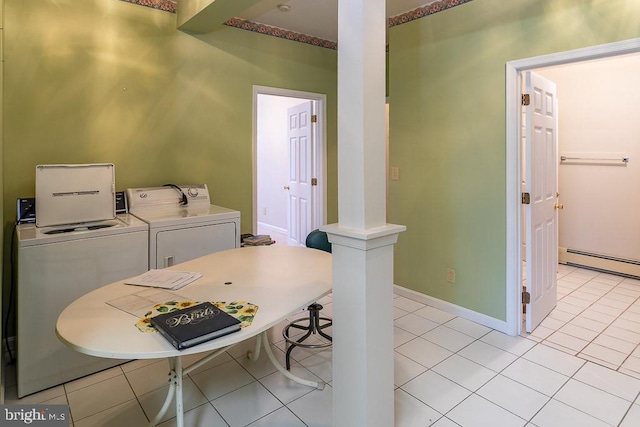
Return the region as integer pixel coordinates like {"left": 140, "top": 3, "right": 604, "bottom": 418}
{"left": 16, "top": 164, "right": 149, "bottom": 397}
{"left": 126, "top": 184, "right": 240, "bottom": 269}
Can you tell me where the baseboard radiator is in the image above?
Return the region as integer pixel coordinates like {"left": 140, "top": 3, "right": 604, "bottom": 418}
{"left": 559, "top": 247, "right": 640, "bottom": 280}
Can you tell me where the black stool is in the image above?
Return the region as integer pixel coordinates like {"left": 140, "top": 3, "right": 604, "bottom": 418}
{"left": 282, "top": 230, "right": 332, "bottom": 370}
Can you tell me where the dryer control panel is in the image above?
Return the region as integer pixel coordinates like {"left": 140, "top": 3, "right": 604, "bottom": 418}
{"left": 127, "top": 184, "right": 210, "bottom": 210}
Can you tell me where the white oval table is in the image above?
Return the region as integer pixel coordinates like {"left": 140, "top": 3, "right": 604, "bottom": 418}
{"left": 56, "top": 245, "right": 332, "bottom": 427}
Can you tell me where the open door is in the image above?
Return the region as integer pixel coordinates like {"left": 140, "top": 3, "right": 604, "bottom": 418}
{"left": 286, "top": 101, "right": 315, "bottom": 246}
{"left": 524, "top": 71, "right": 559, "bottom": 333}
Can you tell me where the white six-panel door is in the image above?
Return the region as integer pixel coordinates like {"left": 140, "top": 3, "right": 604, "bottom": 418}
{"left": 525, "top": 71, "right": 559, "bottom": 333}
{"left": 286, "top": 101, "right": 314, "bottom": 246}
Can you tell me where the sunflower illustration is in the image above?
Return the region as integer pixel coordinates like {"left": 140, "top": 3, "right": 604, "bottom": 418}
{"left": 177, "top": 301, "right": 197, "bottom": 309}
{"left": 135, "top": 316, "right": 155, "bottom": 332}
{"left": 237, "top": 304, "right": 258, "bottom": 317}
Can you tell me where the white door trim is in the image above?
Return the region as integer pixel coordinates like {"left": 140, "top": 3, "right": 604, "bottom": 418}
{"left": 505, "top": 38, "right": 640, "bottom": 336}
{"left": 252, "top": 85, "right": 328, "bottom": 236}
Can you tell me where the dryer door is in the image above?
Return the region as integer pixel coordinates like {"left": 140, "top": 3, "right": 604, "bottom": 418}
{"left": 154, "top": 222, "right": 237, "bottom": 268}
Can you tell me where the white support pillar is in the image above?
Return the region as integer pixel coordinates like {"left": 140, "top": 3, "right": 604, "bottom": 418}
{"left": 324, "top": 0, "right": 405, "bottom": 426}
{"left": 323, "top": 225, "right": 404, "bottom": 426}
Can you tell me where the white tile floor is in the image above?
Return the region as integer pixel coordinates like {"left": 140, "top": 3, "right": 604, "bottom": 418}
{"left": 529, "top": 264, "right": 640, "bottom": 378}
{"left": 4, "top": 265, "right": 640, "bottom": 426}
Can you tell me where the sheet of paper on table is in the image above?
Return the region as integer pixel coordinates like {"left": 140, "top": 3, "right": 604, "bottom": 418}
{"left": 123, "top": 269, "right": 202, "bottom": 290}
{"left": 106, "top": 288, "right": 190, "bottom": 318}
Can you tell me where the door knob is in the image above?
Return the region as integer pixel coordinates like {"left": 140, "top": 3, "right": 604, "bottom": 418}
{"left": 554, "top": 203, "right": 564, "bottom": 210}
{"left": 283, "top": 185, "right": 290, "bottom": 190}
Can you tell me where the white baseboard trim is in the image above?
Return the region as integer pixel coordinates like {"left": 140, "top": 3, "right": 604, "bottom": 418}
{"left": 393, "top": 285, "right": 510, "bottom": 335}
{"left": 256, "top": 222, "right": 287, "bottom": 235}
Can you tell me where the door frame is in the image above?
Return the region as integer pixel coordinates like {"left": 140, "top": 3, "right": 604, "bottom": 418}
{"left": 252, "top": 85, "right": 327, "bottom": 238}
{"left": 505, "top": 38, "right": 640, "bottom": 336}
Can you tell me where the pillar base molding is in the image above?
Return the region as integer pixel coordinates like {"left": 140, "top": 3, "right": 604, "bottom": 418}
{"left": 321, "top": 223, "right": 406, "bottom": 250}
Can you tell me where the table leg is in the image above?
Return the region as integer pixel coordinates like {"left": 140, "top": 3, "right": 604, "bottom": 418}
{"left": 175, "top": 357, "right": 184, "bottom": 427}
{"left": 147, "top": 356, "right": 184, "bottom": 427}
{"left": 259, "top": 331, "right": 324, "bottom": 390}
{"left": 147, "top": 347, "right": 232, "bottom": 426}
{"left": 246, "top": 333, "right": 262, "bottom": 362}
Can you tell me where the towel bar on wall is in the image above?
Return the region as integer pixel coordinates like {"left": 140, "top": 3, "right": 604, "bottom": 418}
{"left": 560, "top": 155, "right": 629, "bottom": 165}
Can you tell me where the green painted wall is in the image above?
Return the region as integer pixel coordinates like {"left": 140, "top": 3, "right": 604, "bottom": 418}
{"left": 4, "top": 0, "right": 640, "bottom": 338}
{"left": 2, "top": 0, "right": 337, "bottom": 334}
{"left": 387, "top": 0, "right": 640, "bottom": 320}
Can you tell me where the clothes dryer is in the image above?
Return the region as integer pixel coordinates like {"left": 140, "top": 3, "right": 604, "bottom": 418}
{"left": 16, "top": 214, "right": 148, "bottom": 397}
{"left": 127, "top": 185, "right": 240, "bottom": 269}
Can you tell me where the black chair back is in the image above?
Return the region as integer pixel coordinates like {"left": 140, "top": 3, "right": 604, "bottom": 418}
{"left": 305, "top": 230, "right": 331, "bottom": 253}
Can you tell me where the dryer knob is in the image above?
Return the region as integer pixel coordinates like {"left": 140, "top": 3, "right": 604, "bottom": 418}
{"left": 187, "top": 187, "right": 199, "bottom": 197}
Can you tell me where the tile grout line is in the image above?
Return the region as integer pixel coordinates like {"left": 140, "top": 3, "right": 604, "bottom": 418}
{"left": 538, "top": 269, "right": 640, "bottom": 375}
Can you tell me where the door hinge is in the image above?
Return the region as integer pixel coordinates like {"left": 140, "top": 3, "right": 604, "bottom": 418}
{"left": 311, "top": 115, "right": 317, "bottom": 123}
{"left": 521, "top": 192, "right": 530, "bottom": 204}
{"left": 311, "top": 178, "right": 317, "bottom": 186}
{"left": 522, "top": 291, "right": 531, "bottom": 304}
{"left": 521, "top": 93, "right": 530, "bottom": 106}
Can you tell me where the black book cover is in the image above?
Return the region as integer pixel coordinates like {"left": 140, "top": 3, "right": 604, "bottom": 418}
{"left": 150, "top": 302, "right": 241, "bottom": 350}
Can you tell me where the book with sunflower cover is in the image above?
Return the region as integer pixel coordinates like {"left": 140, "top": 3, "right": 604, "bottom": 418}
{"left": 150, "top": 301, "right": 241, "bottom": 350}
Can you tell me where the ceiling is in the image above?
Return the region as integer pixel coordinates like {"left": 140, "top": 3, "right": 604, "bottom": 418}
{"left": 235, "top": 0, "right": 439, "bottom": 42}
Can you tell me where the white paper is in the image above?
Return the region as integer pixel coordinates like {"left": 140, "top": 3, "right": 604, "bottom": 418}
{"left": 106, "top": 288, "right": 190, "bottom": 317}
{"left": 123, "top": 269, "right": 202, "bottom": 290}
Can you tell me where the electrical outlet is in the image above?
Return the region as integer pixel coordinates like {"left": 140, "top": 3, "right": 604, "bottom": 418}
{"left": 446, "top": 268, "right": 456, "bottom": 284}
{"left": 262, "top": 207, "right": 267, "bottom": 215}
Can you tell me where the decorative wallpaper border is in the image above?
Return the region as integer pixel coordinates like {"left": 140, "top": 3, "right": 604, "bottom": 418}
{"left": 120, "top": 0, "right": 177, "bottom": 12}
{"left": 389, "top": 0, "right": 474, "bottom": 27}
{"left": 120, "top": 0, "right": 474, "bottom": 50}
{"left": 224, "top": 18, "right": 338, "bottom": 50}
